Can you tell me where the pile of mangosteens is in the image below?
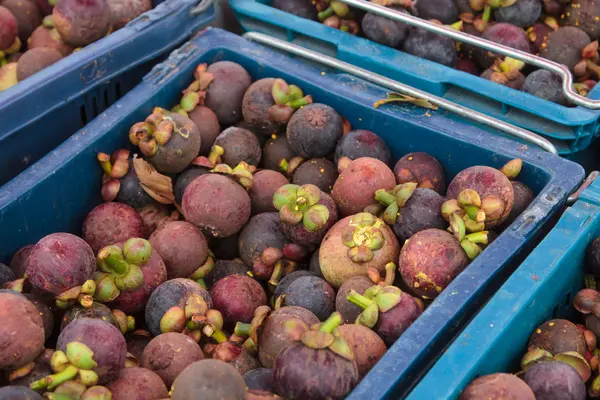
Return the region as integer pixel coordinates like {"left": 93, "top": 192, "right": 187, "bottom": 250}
{"left": 273, "top": 0, "right": 600, "bottom": 105}
{"left": 0, "top": 0, "right": 153, "bottom": 92}
{"left": 0, "top": 60, "right": 533, "bottom": 399}
{"left": 460, "top": 236, "right": 600, "bottom": 399}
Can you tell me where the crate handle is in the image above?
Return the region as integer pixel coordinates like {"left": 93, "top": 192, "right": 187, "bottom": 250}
{"left": 567, "top": 170, "right": 600, "bottom": 206}
{"left": 335, "top": 0, "right": 600, "bottom": 110}
{"left": 243, "top": 32, "right": 558, "bottom": 155}
{"left": 191, "top": 0, "right": 212, "bottom": 16}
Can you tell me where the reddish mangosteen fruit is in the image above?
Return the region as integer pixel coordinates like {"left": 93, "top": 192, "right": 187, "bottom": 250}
{"left": 291, "top": 158, "right": 338, "bottom": 193}
{"left": 170, "top": 359, "right": 246, "bottom": 400}
{"left": 210, "top": 340, "right": 261, "bottom": 376}
{"left": 1, "top": 0, "right": 42, "bottom": 42}
{"left": 52, "top": 0, "right": 110, "bottom": 47}
{"left": 137, "top": 203, "right": 179, "bottom": 237}
{"left": 28, "top": 25, "right": 74, "bottom": 57}
{"left": 332, "top": 157, "right": 397, "bottom": 217}
{"left": 60, "top": 301, "right": 121, "bottom": 333}
{"left": 540, "top": 26, "right": 592, "bottom": 72}
{"left": 105, "top": 367, "right": 168, "bottom": 400}
{"left": 186, "top": 106, "right": 221, "bottom": 156}
{"left": 393, "top": 152, "right": 446, "bottom": 195}
{"left": 182, "top": 173, "right": 251, "bottom": 238}
{"left": 0, "top": 290, "right": 45, "bottom": 370}
{"left": 480, "top": 57, "right": 526, "bottom": 90}
{"left": 82, "top": 202, "right": 145, "bottom": 253}
{"left": 399, "top": 229, "right": 469, "bottom": 299}
{"left": 475, "top": 23, "right": 532, "bottom": 69}
{"left": 528, "top": 319, "right": 587, "bottom": 357}
{"left": 23, "top": 294, "right": 54, "bottom": 340}
{"left": 459, "top": 373, "right": 535, "bottom": 399}
{"left": 106, "top": 0, "right": 151, "bottom": 30}
{"left": 10, "top": 244, "right": 33, "bottom": 278}
{"left": 0, "top": 5, "right": 18, "bottom": 50}
{"left": 249, "top": 170, "right": 289, "bottom": 214}
{"left": 16, "top": 47, "right": 63, "bottom": 81}
{"left": 337, "top": 324, "right": 387, "bottom": 378}
{"left": 320, "top": 213, "right": 400, "bottom": 289}
{"left": 390, "top": 187, "right": 446, "bottom": 243}
{"left": 273, "top": 0, "right": 317, "bottom": 19}
{"left": 140, "top": 332, "right": 204, "bottom": 388}
{"left": 210, "top": 274, "right": 267, "bottom": 328}
{"left": 563, "top": 0, "right": 600, "bottom": 41}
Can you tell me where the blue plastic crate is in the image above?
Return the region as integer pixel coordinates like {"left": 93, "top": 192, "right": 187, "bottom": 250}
{"left": 0, "top": 0, "right": 215, "bottom": 187}
{"left": 229, "top": 0, "right": 600, "bottom": 156}
{"left": 407, "top": 178, "right": 600, "bottom": 399}
{"left": 0, "top": 27, "right": 584, "bottom": 399}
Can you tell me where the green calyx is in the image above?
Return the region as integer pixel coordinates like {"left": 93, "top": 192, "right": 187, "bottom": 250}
{"left": 55, "top": 280, "right": 97, "bottom": 309}
{"left": 445, "top": 212, "right": 489, "bottom": 260}
{"left": 111, "top": 309, "right": 135, "bottom": 334}
{"left": 189, "top": 253, "right": 215, "bottom": 289}
{"left": 130, "top": 107, "right": 187, "bottom": 156}
{"left": 235, "top": 305, "right": 271, "bottom": 345}
{"left": 94, "top": 239, "right": 151, "bottom": 302}
{"left": 373, "top": 183, "right": 418, "bottom": 225}
{"left": 177, "top": 63, "right": 214, "bottom": 112}
{"left": 500, "top": 158, "right": 522, "bottom": 180}
{"left": 293, "top": 312, "right": 354, "bottom": 361}
{"left": 341, "top": 213, "right": 386, "bottom": 263}
{"left": 318, "top": 1, "right": 349, "bottom": 21}
{"left": 367, "top": 262, "right": 397, "bottom": 287}
{"left": 348, "top": 285, "right": 403, "bottom": 328}
{"left": 268, "top": 79, "right": 312, "bottom": 124}
{"left": 273, "top": 184, "right": 330, "bottom": 232}
{"left": 211, "top": 161, "right": 255, "bottom": 190}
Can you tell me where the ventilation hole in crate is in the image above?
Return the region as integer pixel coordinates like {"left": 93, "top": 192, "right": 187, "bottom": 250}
{"left": 80, "top": 105, "right": 88, "bottom": 125}
{"left": 92, "top": 96, "right": 99, "bottom": 117}
{"left": 115, "top": 82, "right": 122, "bottom": 98}
{"left": 103, "top": 89, "right": 109, "bottom": 110}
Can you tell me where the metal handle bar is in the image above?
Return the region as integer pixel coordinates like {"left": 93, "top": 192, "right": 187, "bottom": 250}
{"left": 191, "top": 0, "right": 212, "bottom": 16}
{"left": 243, "top": 32, "right": 558, "bottom": 154}
{"left": 567, "top": 170, "right": 600, "bottom": 205}
{"left": 336, "top": 0, "right": 600, "bottom": 110}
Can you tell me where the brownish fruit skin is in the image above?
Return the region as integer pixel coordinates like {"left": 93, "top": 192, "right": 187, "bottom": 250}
{"left": 182, "top": 173, "right": 251, "bottom": 238}
{"left": 336, "top": 276, "right": 373, "bottom": 323}
{"left": 399, "top": 229, "right": 469, "bottom": 299}
{"left": 210, "top": 274, "right": 267, "bottom": 327}
{"left": 10, "top": 349, "right": 53, "bottom": 388}
{"left": 563, "top": 0, "right": 600, "bottom": 41}
{"left": 10, "top": 244, "right": 34, "bottom": 277}
{"left": 375, "top": 291, "right": 423, "bottom": 346}
{"left": 528, "top": 319, "right": 587, "bottom": 357}
{"left": 53, "top": 0, "right": 110, "bottom": 47}
{"left": 249, "top": 170, "right": 289, "bottom": 214}
{"left": 24, "top": 294, "right": 54, "bottom": 340}
{"left": 460, "top": 373, "right": 535, "bottom": 400}
{"left": 0, "top": 6, "right": 17, "bottom": 49}
{"left": 0, "top": 0, "right": 41, "bottom": 42}
{"left": 292, "top": 158, "right": 338, "bottom": 193}
{"left": 127, "top": 331, "right": 152, "bottom": 360}
{"left": 28, "top": 26, "right": 74, "bottom": 57}
{"left": 149, "top": 221, "right": 208, "bottom": 279}
{"left": 188, "top": 106, "right": 221, "bottom": 156}
{"left": 242, "top": 78, "right": 279, "bottom": 137}
{"left": 107, "top": 0, "right": 151, "bottom": 30}
{"left": 258, "top": 306, "right": 319, "bottom": 368}
{"left": 447, "top": 166, "right": 514, "bottom": 228}
{"left": 106, "top": 367, "right": 168, "bottom": 400}
{"left": 523, "top": 361, "right": 586, "bottom": 399}
{"left": 332, "top": 157, "right": 397, "bottom": 217}
{"left": 394, "top": 152, "right": 446, "bottom": 194}
{"left": 205, "top": 61, "right": 252, "bottom": 126}
{"left": 319, "top": 215, "right": 400, "bottom": 289}
{"left": 16, "top": 48, "right": 63, "bottom": 81}
{"left": 170, "top": 359, "right": 246, "bottom": 400}
{"left": 0, "top": 291, "right": 45, "bottom": 369}
{"left": 338, "top": 324, "right": 386, "bottom": 378}
{"left": 141, "top": 333, "right": 204, "bottom": 387}
{"left": 214, "top": 126, "right": 262, "bottom": 166}
{"left": 212, "top": 341, "right": 261, "bottom": 375}
{"left": 82, "top": 202, "right": 145, "bottom": 253}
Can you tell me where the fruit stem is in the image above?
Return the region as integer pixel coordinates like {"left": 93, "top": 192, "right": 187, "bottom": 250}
{"left": 319, "top": 312, "right": 343, "bottom": 333}
{"left": 346, "top": 290, "right": 374, "bottom": 310}
{"left": 208, "top": 145, "right": 225, "bottom": 166}
{"left": 31, "top": 365, "right": 79, "bottom": 391}
{"left": 234, "top": 323, "right": 251, "bottom": 337}
{"left": 375, "top": 189, "right": 396, "bottom": 206}
{"left": 268, "top": 261, "right": 284, "bottom": 288}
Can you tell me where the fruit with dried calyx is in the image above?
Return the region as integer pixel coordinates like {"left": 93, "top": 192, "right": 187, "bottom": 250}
{"left": 481, "top": 57, "right": 526, "bottom": 89}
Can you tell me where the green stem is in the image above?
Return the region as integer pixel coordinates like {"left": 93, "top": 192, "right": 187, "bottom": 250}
{"left": 482, "top": 5, "right": 491, "bottom": 22}
{"left": 318, "top": 6, "right": 334, "bottom": 21}
{"left": 319, "top": 312, "right": 342, "bottom": 333}
{"left": 375, "top": 189, "right": 396, "bottom": 206}
{"left": 384, "top": 262, "right": 396, "bottom": 286}
{"left": 211, "top": 328, "right": 228, "bottom": 344}
{"left": 346, "top": 290, "right": 374, "bottom": 310}
{"left": 31, "top": 365, "right": 79, "bottom": 391}
{"left": 234, "top": 323, "right": 251, "bottom": 337}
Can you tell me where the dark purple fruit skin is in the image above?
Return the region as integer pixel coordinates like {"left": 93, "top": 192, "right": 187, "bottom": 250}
{"left": 416, "top": 0, "right": 458, "bottom": 24}
{"left": 273, "top": 0, "right": 317, "bottom": 20}
{"left": 16, "top": 48, "right": 63, "bottom": 81}
{"left": 214, "top": 127, "right": 262, "bottom": 167}
{"left": 286, "top": 104, "right": 344, "bottom": 159}
{"left": 454, "top": 0, "right": 475, "bottom": 13}
{"left": 243, "top": 368, "right": 274, "bottom": 392}
{"left": 273, "top": 343, "right": 359, "bottom": 400}
{"left": 170, "top": 360, "right": 246, "bottom": 400}
{"left": 106, "top": 367, "right": 169, "bottom": 400}
{"left": 174, "top": 165, "right": 210, "bottom": 205}
{"left": 140, "top": 332, "right": 204, "bottom": 388}
{"left": 210, "top": 275, "right": 267, "bottom": 327}
{"left": 523, "top": 361, "right": 586, "bottom": 400}
{"left": 481, "top": 68, "right": 525, "bottom": 90}
{"left": 528, "top": 23, "right": 553, "bottom": 54}
{"left": 335, "top": 276, "right": 373, "bottom": 324}
{"left": 540, "top": 26, "right": 590, "bottom": 71}
{"left": 292, "top": 158, "right": 338, "bottom": 193}
{"left": 500, "top": 181, "right": 534, "bottom": 228}
{"left": 0, "top": 0, "right": 42, "bottom": 42}
{"left": 403, "top": 27, "right": 457, "bottom": 67}
{"left": 205, "top": 61, "right": 253, "bottom": 127}
{"left": 362, "top": 7, "right": 409, "bottom": 48}
{"left": 243, "top": 78, "right": 280, "bottom": 137}
{"left": 281, "top": 275, "right": 335, "bottom": 321}
{"left": 475, "top": 23, "right": 531, "bottom": 69}
{"left": 375, "top": 291, "right": 423, "bottom": 347}
{"left": 57, "top": 318, "right": 127, "bottom": 384}
{"left": 182, "top": 173, "right": 251, "bottom": 238}
{"left": 393, "top": 188, "right": 446, "bottom": 243}
{"left": 24, "top": 294, "right": 53, "bottom": 340}
{"left": 26, "top": 232, "right": 96, "bottom": 296}
{"left": 60, "top": 302, "right": 118, "bottom": 332}
{"left": 586, "top": 237, "right": 600, "bottom": 278}
{"left": 11, "top": 349, "right": 53, "bottom": 389}
{"left": 10, "top": 244, "right": 33, "bottom": 278}
{"left": 459, "top": 373, "right": 535, "bottom": 400}
{"left": 309, "top": 250, "right": 324, "bottom": 279}
{"left": 523, "top": 69, "right": 566, "bottom": 105}
{"left": 394, "top": 152, "right": 446, "bottom": 195}
{"left": 528, "top": 319, "right": 587, "bottom": 356}
{"left": 0, "top": 386, "right": 42, "bottom": 400}
{"left": 116, "top": 162, "right": 156, "bottom": 209}
{"left": 205, "top": 258, "right": 248, "bottom": 288}
{"left": 262, "top": 134, "right": 297, "bottom": 172}
{"left": 494, "top": 0, "right": 542, "bottom": 28}
{"left": 334, "top": 129, "right": 392, "bottom": 167}
{"left": 238, "top": 212, "right": 286, "bottom": 269}
{"left": 82, "top": 202, "right": 145, "bottom": 253}
{"left": 126, "top": 331, "right": 152, "bottom": 360}
{"left": 563, "top": 0, "right": 600, "bottom": 40}
{"left": 250, "top": 170, "right": 289, "bottom": 214}
{"left": 456, "top": 58, "right": 481, "bottom": 76}
{"left": 0, "top": 263, "right": 15, "bottom": 286}
{"left": 273, "top": 270, "right": 314, "bottom": 300}
{"left": 144, "top": 278, "right": 213, "bottom": 337}
{"left": 188, "top": 106, "right": 221, "bottom": 156}
{"left": 280, "top": 191, "right": 338, "bottom": 246}
{"left": 210, "top": 233, "right": 241, "bottom": 260}
{"left": 52, "top": 0, "right": 110, "bottom": 47}
{"left": 586, "top": 314, "right": 600, "bottom": 338}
